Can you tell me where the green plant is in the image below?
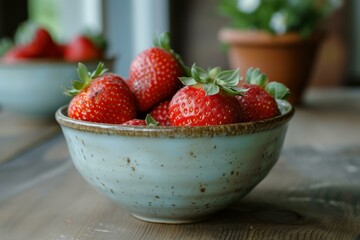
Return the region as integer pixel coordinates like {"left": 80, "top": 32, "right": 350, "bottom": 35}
{"left": 218, "top": 0, "right": 342, "bottom": 37}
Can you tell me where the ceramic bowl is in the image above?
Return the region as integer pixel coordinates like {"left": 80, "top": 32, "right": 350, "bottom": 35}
{"left": 0, "top": 59, "right": 113, "bottom": 119}
{"left": 56, "top": 101, "right": 294, "bottom": 224}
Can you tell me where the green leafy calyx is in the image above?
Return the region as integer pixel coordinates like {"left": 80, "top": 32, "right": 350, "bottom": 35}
{"left": 265, "top": 82, "right": 291, "bottom": 100}
{"left": 145, "top": 114, "right": 159, "bottom": 126}
{"left": 64, "top": 62, "right": 108, "bottom": 97}
{"left": 246, "top": 67, "right": 268, "bottom": 87}
{"left": 246, "top": 67, "right": 290, "bottom": 100}
{"left": 180, "top": 64, "right": 246, "bottom": 96}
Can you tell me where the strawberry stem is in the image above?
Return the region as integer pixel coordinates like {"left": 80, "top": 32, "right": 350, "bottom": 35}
{"left": 64, "top": 62, "right": 108, "bottom": 97}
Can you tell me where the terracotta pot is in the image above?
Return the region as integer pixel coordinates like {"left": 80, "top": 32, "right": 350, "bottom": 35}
{"left": 218, "top": 28, "right": 325, "bottom": 105}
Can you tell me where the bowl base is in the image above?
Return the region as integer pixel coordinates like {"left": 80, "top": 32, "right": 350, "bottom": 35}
{"left": 131, "top": 213, "right": 211, "bottom": 224}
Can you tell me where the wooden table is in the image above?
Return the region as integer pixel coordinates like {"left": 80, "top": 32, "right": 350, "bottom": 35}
{"left": 1, "top": 88, "right": 360, "bottom": 240}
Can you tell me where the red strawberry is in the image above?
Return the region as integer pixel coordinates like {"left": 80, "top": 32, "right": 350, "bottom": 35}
{"left": 150, "top": 100, "right": 172, "bottom": 126}
{"left": 64, "top": 35, "right": 103, "bottom": 62}
{"left": 169, "top": 64, "right": 244, "bottom": 126}
{"left": 237, "top": 68, "right": 290, "bottom": 122}
{"left": 123, "top": 114, "right": 159, "bottom": 126}
{"left": 2, "top": 46, "right": 34, "bottom": 62}
{"left": 66, "top": 62, "right": 137, "bottom": 124}
{"left": 123, "top": 119, "right": 146, "bottom": 126}
{"left": 127, "top": 32, "right": 187, "bottom": 113}
{"left": 4, "top": 25, "right": 62, "bottom": 62}
{"left": 46, "top": 42, "right": 64, "bottom": 58}
{"left": 17, "top": 21, "right": 61, "bottom": 56}
{"left": 32, "top": 28, "right": 63, "bottom": 58}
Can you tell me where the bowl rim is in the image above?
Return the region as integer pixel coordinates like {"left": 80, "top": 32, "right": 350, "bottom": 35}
{"left": 55, "top": 100, "right": 295, "bottom": 138}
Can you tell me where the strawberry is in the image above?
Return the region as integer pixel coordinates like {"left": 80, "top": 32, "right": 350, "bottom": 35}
{"left": 127, "top": 32, "right": 188, "bottom": 113}
{"left": 123, "top": 119, "right": 147, "bottom": 126}
{"left": 46, "top": 42, "right": 64, "bottom": 58}
{"left": 2, "top": 46, "right": 34, "bottom": 62}
{"left": 66, "top": 62, "right": 137, "bottom": 124}
{"left": 150, "top": 100, "right": 172, "bottom": 126}
{"left": 33, "top": 28, "right": 63, "bottom": 58}
{"left": 3, "top": 22, "right": 63, "bottom": 62}
{"left": 123, "top": 114, "right": 159, "bottom": 126}
{"left": 237, "top": 68, "right": 290, "bottom": 122}
{"left": 169, "top": 64, "right": 245, "bottom": 126}
{"left": 64, "top": 35, "right": 104, "bottom": 62}
{"left": 15, "top": 22, "right": 62, "bottom": 58}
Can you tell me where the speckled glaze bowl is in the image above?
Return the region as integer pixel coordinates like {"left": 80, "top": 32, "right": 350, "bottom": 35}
{"left": 56, "top": 100, "right": 294, "bottom": 224}
{"left": 0, "top": 59, "right": 113, "bottom": 118}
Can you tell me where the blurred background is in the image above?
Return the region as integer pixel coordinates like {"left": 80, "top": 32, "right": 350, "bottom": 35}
{"left": 0, "top": 0, "right": 358, "bottom": 87}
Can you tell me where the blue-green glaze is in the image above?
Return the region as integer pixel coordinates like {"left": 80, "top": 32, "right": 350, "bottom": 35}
{"left": 56, "top": 101, "right": 294, "bottom": 223}
{"left": 0, "top": 59, "right": 112, "bottom": 118}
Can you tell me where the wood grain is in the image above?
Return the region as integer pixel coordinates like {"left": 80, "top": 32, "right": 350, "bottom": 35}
{"left": 0, "top": 110, "right": 59, "bottom": 164}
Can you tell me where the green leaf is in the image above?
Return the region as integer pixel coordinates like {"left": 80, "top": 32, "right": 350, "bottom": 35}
{"left": 222, "top": 86, "right": 248, "bottom": 95}
{"left": 77, "top": 63, "right": 91, "bottom": 83}
{"left": 208, "top": 67, "right": 222, "bottom": 79}
{"left": 63, "top": 87, "right": 79, "bottom": 97}
{"left": 72, "top": 80, "right": 85, "bottom": 90}
{"left": 246, "top": 67, "right": 268, "bottom": 87}
{"left": 246, "top": 67, "right": 256, "bottom": 83}
{"left": 186, "top": 64, "right": 246, "bottom": 96}
{"left": 215, "top": 68, "right": 240, "bottom": 87}
{"left": 91, "top": 62, "right": 107, "bottom": 78}
{"left": 153, "top": 32, "right": 171, "bottom": 51}
{"left": 64, "top": 62, "right": 108, "bottom": 97}
{"left": 145, "top": 114, "right": 159, "bottom": 126}
{"left": 180, "top": 77, "right": 197, "bottom": 86}
{"left": 191, "top": 64, "right": 209, "bottom": 83}
{"left": 265, "top": 82, "right": 291, "bottom": 99}
{"left": 217, "top": 0, "right": 341, "bottom": 37}
{"left": 203, "top": 83, "right": 220, "bottom": 96}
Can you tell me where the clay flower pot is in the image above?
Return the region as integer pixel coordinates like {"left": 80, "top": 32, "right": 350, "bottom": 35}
{"left": 219, "top": 28, "right": 325, "bottom": 105}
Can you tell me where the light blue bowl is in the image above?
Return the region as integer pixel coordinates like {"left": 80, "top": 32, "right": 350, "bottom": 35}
{"left": 56, "top": 101, "right": 294, "bottom": 223}
{"left": 0, "top": 59, "right": 113, "bottom": 119}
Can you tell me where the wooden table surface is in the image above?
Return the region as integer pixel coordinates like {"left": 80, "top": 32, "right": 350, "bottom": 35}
{"left": 0, "top": 111, "right": 59, "bottom": 164}
{"left": 0, "top": 87, "right": 360, "bottom": 240}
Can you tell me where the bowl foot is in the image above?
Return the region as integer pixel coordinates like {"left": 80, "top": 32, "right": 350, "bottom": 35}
{"left": 131, "top": 213, "right": 211, "bottom": 224}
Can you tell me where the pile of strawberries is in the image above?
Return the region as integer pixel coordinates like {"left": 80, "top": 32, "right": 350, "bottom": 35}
{"left": 0, "top": 21, "right": 105, "bottom": 63}
{"left": 65, "top": 32, "right": 290, "bottom": 127}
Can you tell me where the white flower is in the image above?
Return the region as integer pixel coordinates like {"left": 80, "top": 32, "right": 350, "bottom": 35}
{"left": 237, "top": 0, "right": 261, "bottom": 13}
{"left": 269, "top": 11, "right": 288, "bottom": 35}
